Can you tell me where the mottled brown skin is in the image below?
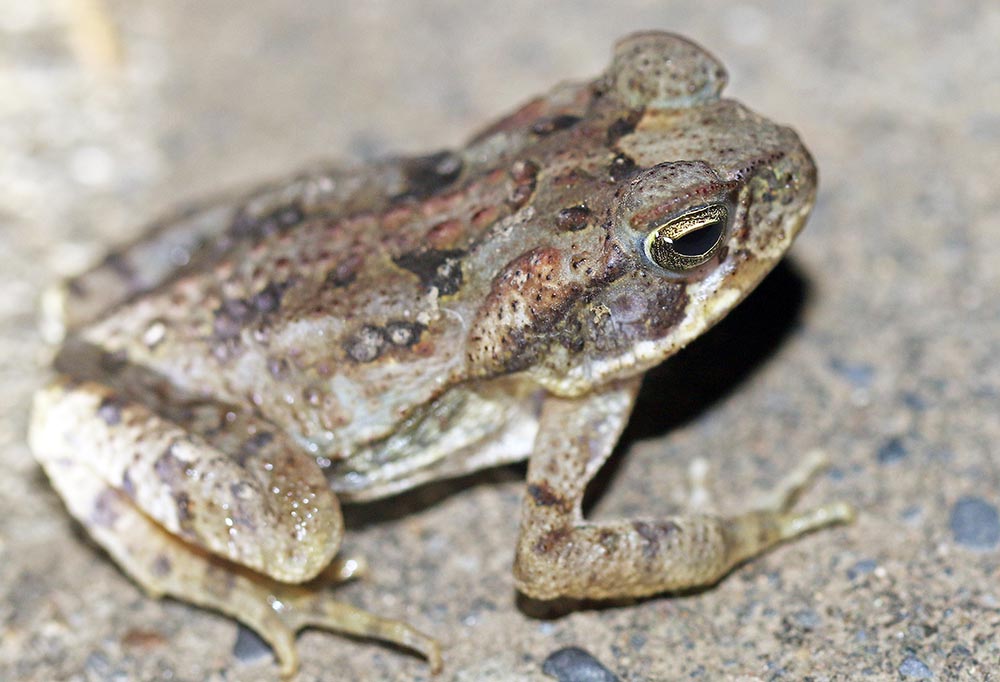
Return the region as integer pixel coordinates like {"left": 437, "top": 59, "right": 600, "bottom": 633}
{"left": 30, "top": 32, "right": 852, "bottom": 675}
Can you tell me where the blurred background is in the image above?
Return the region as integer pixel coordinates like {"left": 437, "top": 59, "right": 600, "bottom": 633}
{"left": 2, "top": 1, "right": 998, "bottom": 680}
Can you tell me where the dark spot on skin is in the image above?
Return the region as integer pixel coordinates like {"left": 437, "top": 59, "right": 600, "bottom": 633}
{"left": 66, "top": 277, "right": 87, "bottom": 297}
{"left": 510, "top": 159, "right": 538, "bottom": 183}
{"left": 527, "top": 483, "right": 567, "bottom": 509}
{"left": 90, "top": 489, "right": 121, "bottom": 528}
{"left": 99, "top": 349, "right": 128, "bottom": 374}
{"left": 530, "top": 114, "right": 582, "bottom": 135}
{"left": 609, "top": 153, "right": 638, "bottom": 182}
{"left": 596, "top": 528, "right": 620, "bottom": 554}
{"left": 213, "top": 281, "right": 290, "bottom": 341}
{"left": 393, "top": 248, "right": 465, "bottom": 296}
{"left": 533, "top": 526, "right": 571, "bottom": 555}
{"left": 632, "top": 520, "right": 679, "bottom": 560}
{"left": 555, "top": 204, "right": 591, "bottom": 231}
{"left": 213, "top": 298, "right": 252, "bottom": 340}
{"left": 344, "top": 325, "right": 387, "bottom": 363}
{"left": 102, "top": 252, "right": 139, "bottom": 286}
{"left": 243, "top": 431, "right": 274, "bottom": 453}
{"left": 258, "top": 203, "right": 305, "bottom": 237}
{"left": 396, "top": 150, "right": 463, "bottom": 200}
{"left": 175, "top": 492, "right": 192, "bottom": 523}
{"left": 267, "top": 357, "right": 289, "bottom": 379}
{"left": 556, "top": 318, "right": 587, "bottom": 354}
{"left": 385, "top": 320, "right": 425, "bottom": 347}
{"left": 97, "top": 396, "right": 123, "bottom": 426}
{"left": 121, "top": 470, "right": 135, "bottom": 498}
{"left": 323, "top": 254, "right": 362, "bottom": 288}
{"left": 271, "top": 203, "right": 305, "bottom": 229}
{"left": 151, "top": 554, "right": 172, "bottom": 578}
{"left": 230, "top": 201, "right": 305, "bottom": 239}
{"left": 230, "top": 481, "right": 252, "bottom": 499}
{"left": 249, "top": 281, "right": 286, "bottom": 314}
{"left": 508, "top": 159, "right": 540, "bottom": 209}
{"left": 154, "top": 441, "right": 187, "bottom": 488}
{"left": 605, "top": 110, "right": 643, "bottom": 146}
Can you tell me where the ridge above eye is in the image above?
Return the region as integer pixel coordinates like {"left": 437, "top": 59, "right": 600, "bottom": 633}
{"left": 643, "top": 204, "right": 728, "bottom": 272}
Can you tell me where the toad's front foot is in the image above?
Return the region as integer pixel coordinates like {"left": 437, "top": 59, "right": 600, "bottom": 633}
{"left": 718, "top": 449, "right": 855, "bottom": 570}
{"left": 513, "top": 383, "right": 855, "bottom": 601}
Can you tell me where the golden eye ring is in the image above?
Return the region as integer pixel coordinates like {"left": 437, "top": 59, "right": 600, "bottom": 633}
{"left": 643, "top": 204, "right": 728, "bottom": 272}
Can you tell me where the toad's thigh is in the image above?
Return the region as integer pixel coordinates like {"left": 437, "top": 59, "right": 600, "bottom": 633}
{"left": 30, "top": 377, "right": 342, "bottom": 583}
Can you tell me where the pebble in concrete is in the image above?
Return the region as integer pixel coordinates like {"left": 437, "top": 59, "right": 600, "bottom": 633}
{"left": 949, "top": 496, "right": 1000, "bottom": 550}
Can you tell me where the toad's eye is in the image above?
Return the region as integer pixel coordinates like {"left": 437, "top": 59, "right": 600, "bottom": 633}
{"left": 643, "top": 204, "right": 728, "bottom": 273}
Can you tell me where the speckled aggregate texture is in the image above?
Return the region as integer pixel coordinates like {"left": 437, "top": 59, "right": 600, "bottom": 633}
{"left": 2, "top": 2, "right": 998, "bottom": 681}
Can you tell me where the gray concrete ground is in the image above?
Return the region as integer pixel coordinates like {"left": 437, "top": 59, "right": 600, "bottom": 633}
{"left": 1, "top": 1, "right": 998, "bottom": 680}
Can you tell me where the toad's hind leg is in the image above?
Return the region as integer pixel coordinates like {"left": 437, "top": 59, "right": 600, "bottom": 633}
{"left": 36, "top": 453, "right": 441, "bottom": 675}
{"left": 512, "top": 379, "right": 854, "bottom": 600}
{"left": 30, "top": 379, "right": 441, "bottom": 674}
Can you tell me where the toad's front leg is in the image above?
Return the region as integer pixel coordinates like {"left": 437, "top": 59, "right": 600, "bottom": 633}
{"left": 30, "top": 378, "right": 441, "bottom": 675}
{"left": 512, "top": 379, "right": 853, "bottom": 600}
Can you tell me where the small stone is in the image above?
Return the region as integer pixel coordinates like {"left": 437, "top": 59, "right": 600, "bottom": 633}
{"left": 898, "top": 655, "right": 933, "bottom": 679}
{"left": 876, "top": 436, "right": 908, "bottom": 464}
{"left": 949, "top": 496, "right": 1000, "bottom": 550}
{"left": 791, "top": 609, "right": 821, "bottom": 630}
{"left": 846, "top": 558, "right": 878, "bottom": 581}
{"left": 828, "top": 357, "right": 875, "bottom": 388}
{"left": 542, "top": 646, "right": 619, "bottom": 682}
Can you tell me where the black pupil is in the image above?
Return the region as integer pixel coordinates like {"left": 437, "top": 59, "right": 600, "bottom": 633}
{"left": 672, "top": 220, "right": 724, "bottom": 257}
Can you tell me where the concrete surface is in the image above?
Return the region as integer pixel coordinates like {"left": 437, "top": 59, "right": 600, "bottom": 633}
{"left": 2, "top": 1, "right": 998, "bottom": 680}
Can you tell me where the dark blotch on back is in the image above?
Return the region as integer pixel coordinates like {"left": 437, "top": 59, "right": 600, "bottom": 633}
{"left": 397, "top": 150, "right": 463, "bottom": 201}
{"left": 508, "top": 159, "right": 540, "bottom": 209}
{"left": 213, "top": 281, "right": 290, "bottom": 341}
{"left": 605, "top": 110, "right": 643, "bottom": 146}
{"left": 555, "top": 204, "right": 591, "bottom": 231}
{"left": 323, "top": 254, "right": 363, "bottom": 288}
{"left": 230, "top": 201, "right": 305, "bottom": 240}
{"left": 393, "top": 248, "right": 465, "bottom": 296}
{"left": 249, "top": 282, "right": 286, "bottom": 314}
{"left": 213, "top": 298, "right": 253, "bottom": 340}
{"left": 243, "top": 431, "right": 274, "bottom": 454}
{"left": 530, "top": 114, "right": 582, "bottom": 136}
{"left": 344, "top": 325, "right": 388, "bottom": 363}
{"left": 609, "top": 153, "right": 638, "bottom": 182}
